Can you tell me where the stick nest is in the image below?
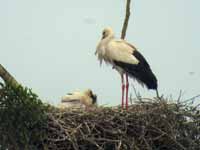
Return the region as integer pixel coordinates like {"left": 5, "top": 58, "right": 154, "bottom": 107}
{"left": 45, "top": 98, "right": 200, "bottom": 150}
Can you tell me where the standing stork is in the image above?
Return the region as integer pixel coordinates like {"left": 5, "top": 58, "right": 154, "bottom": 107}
{"left": 95, "top": 27, "right": 158, "bottom": 109}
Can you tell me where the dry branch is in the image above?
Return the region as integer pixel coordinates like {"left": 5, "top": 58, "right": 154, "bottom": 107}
{"left": 0, "top": 64, "right": 19, "bottom": 87}
{"left": 121, "top": 0, "right": 131, "bottom": 39}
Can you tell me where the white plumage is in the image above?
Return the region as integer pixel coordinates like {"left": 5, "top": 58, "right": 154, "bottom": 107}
{"left": 96, "top": 28, "right": 138, "bottom": 68}
{"left": 95, "top": 27, "right": 158, "bottom": 109}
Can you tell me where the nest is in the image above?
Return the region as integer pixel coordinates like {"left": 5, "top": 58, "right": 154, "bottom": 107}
{"left": 45, "top": 98, "right": 200, "bottom": 150}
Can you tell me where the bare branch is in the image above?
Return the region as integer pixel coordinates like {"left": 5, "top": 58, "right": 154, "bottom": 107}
{"left": 121, "top": 0, "right": 131, "bottom": 39}
{"left": 0, "top": 64, "right": 19, "bottom": 87}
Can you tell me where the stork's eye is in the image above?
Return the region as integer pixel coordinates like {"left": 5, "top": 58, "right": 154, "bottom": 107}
{"left": 102, "top": 31, "right": 106, "bottom": 35}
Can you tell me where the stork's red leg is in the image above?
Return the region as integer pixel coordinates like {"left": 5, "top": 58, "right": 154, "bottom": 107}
{"left": 121, "top": 74, "right": 125, "bottom": 109}
{"left": 125, "top": 74, "right": 129, "bottom": 110}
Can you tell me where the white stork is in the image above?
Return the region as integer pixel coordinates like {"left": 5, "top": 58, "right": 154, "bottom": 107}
{"left": 59, "top": 89, "right": 97, "bottom": 109}
{"left": 95, "top": 27, "right": 158, "bottom": 109}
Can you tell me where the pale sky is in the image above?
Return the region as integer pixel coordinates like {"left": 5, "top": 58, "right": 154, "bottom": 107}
{"left": 1, "top": 0, "right": 200, "bottom": 106}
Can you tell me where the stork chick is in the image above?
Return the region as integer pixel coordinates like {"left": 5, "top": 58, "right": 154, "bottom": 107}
{"left": 59, "top": 89, "right": 97, "bottom": 109}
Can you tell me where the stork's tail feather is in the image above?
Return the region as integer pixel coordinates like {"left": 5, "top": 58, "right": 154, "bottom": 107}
{"left": 146, "top": 73, "right": 157, "bottom": 90}
{"left": 129, "top": 65, "right": 158, "bottom": 90}
{"left": 114, "top": 61, "right": 158, "bottom": 90}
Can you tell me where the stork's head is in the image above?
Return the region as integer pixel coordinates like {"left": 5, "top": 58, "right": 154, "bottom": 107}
{"left": 101, "top": 27, "right": 114, "bottom": 39}
{"left": 85, "top": 89, "right": 97, "bottom": 105}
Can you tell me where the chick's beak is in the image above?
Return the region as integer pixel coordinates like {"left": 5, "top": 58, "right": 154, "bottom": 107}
{"left": 91, "top": 94, "right": 97, "bottom": 104}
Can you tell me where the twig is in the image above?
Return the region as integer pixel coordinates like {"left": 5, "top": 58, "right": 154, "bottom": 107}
{"left": 182, "top": 94, "right": 200, "bottom": 104}
{"left": 151, "top": 125, "right": 186, "bottom": 150}
{"left": 177, "top": 90, "right": 183, "bottom": 104}
{"left": 117, "top": 140, "right": 122, "bottom": 150}
{"left": 131, "top": 84, "right": 142, "bottom": 101}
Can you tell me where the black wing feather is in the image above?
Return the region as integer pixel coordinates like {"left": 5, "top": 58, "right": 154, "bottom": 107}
{"left": 114, "top": 50, "right": 158, "bottom": 90}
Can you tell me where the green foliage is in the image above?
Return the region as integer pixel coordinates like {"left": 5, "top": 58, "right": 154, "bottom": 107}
{"left": 0, "top": 82, "right": 48, "bottom": 150}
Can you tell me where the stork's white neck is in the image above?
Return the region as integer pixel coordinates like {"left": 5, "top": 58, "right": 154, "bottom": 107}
{"left": 101, "top": 34, "right": 114, "bottom": 46}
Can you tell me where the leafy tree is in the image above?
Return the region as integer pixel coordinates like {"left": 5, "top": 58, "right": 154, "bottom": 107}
{"left": 0, "top": 83, "right": 48, "bottom": 150}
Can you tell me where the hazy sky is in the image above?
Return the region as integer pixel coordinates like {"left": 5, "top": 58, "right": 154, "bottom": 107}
{"left": 1, "top": 0, "right": 200, "bottom": 106}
